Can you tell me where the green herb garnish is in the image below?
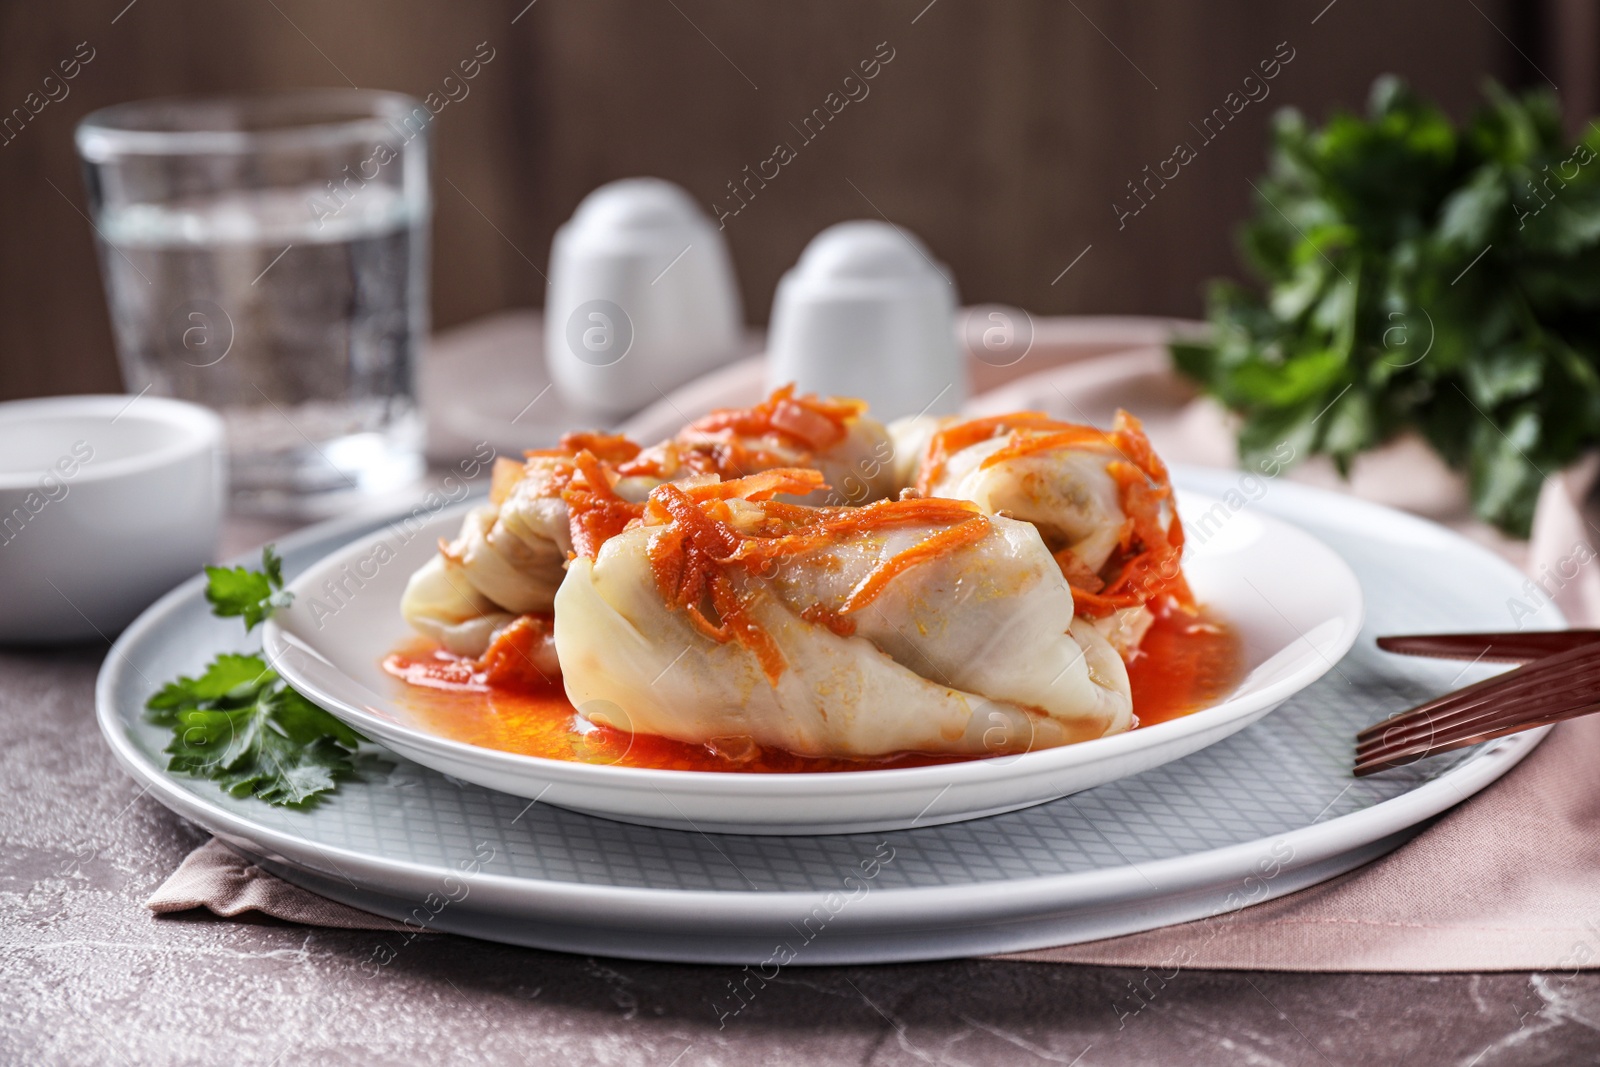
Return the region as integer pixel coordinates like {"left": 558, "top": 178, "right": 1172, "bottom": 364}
{"left": 203, "top": 546, "right": 292, "bottom": 631}
{"left": 1173, "top": 76, "right": 1600, "bottom": 536}
{"left": 146, "top": 547, "right": 363, "bottom": 807}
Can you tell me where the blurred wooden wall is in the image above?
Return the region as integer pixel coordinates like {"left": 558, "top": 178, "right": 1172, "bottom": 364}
{"left": 0, "top": 0, "right": 1548, "bottom": 401}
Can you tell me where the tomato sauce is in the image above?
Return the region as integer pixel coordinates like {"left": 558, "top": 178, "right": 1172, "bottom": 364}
{"left": 382, "top": 609, "right": 1243, "bottom": 774}
{"left": 1125, "top": 610, "right": 1245, "bottom": 727}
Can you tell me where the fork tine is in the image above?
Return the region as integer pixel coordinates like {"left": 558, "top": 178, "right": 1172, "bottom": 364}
{"left": 1353, "top": 642, "right": 1600, "bottom": 774}
{"left": 1365, "top": 631, "right": 1600, "bottom": 757}
{"left": 1354, "top": 699, "right": 1600, "bottom": 776}
{"left": 1356, "top": 654, "right": 1600, "bottom": 755}
{"left": 1355, "top": 653, "right": 1600, "bottom": 755}
{"left": 1356, "top": 698, "right": 1575, "bottom": 769}
{"left": 1354, "top": 641, "right": 1600, "bottom": 748}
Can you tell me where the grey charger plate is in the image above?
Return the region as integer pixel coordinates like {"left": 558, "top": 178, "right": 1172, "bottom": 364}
{"left": 96, "top": 468, "right": 1556, "bottom": 964}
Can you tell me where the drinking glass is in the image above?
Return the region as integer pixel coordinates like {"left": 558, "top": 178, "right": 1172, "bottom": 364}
{"left": 76, "top": 90, "right": 431, "bottom": 514}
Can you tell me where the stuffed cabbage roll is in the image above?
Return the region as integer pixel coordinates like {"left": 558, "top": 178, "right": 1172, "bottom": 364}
{"left": 895, "top": 410, "right": 1192, "bottom": 654}
{"left": 554, "top": 469, "right": 1132, "bottom": 759}
{"left": 402, "top": 387, "right": 896, "bottom": 656}
{"left": 400, "top": 433, "right": 644, "bottom": 656}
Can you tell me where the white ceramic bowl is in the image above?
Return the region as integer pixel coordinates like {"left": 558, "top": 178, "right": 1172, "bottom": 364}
{"left": 0, "top": 394, "right": 224, "bottom": 643}
{"left": 264, "top": 488, "right": 1363, "bottom": 835}
{"left": 545, "top": 178, "right": 744, "bottom": 416}
{"left": 766, "top": 220, "right": 966, "bottom": 421}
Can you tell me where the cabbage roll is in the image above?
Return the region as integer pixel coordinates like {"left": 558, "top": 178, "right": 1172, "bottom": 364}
{"left": 403, "top": 387, "right": 896, "bottom": 656}
{"left": 400, "top": 553, "right": 518, "bottom": 657}
{"left": 400, "top": 433, "right": 643, "bottom": 656}
{"left": 554, "top": 470, "right": 1132, "bottom": 759}
{"left": 894, "top": 410, "right": 1192, "bottom": 654}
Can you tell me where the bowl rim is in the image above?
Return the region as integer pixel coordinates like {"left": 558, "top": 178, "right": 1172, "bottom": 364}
{"left": 0, "top": 393, "right": 223, "bottom": 491}
{"left": 263, "top": 490, "right": 1365, "bottom": 793}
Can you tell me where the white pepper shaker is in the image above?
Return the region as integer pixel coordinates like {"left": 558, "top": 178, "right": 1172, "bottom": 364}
{"left": 765, "top": 220, "right": 965, "bottom": 421}
{"left": 546, "top": 178, "right": 743, "bottom": 416}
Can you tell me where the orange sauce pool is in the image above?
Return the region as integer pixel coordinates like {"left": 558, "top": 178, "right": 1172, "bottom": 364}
{"left": 1126, "top": 611, "right": 1245, "bottom": 727}
{"left": 382, "top": 611, "right": 1243, "bottom": 774}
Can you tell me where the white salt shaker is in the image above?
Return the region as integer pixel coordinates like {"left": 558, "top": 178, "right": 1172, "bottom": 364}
{"left": 545, "top": 178, "right": 743, "bottom": 416}
{"left": 766, "top": 220, "right": 966, "bottom": 421}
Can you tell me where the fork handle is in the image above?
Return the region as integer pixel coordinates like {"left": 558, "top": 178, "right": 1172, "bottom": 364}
{"left": 1375, "top": 630, "right": 1600, "bottom": 664}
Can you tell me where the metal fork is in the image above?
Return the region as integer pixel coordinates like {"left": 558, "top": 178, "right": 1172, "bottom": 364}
{"left": 1354, "top": 630, "right": 1600, "bottom": 776}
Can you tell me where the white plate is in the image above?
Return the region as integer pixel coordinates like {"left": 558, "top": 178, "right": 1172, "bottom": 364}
{"left": 262, "top": 488, "right": 1363, "bottom": 834}
{"left": 97, "top": 470, "right": 1555, "bottom": 964}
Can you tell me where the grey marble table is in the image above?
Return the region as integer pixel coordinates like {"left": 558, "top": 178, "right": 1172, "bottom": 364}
{"left": 5, "top": 517, "right": 1600, "bottom": 1066}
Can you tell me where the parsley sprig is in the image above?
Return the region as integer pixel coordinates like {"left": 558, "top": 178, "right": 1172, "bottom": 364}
{"left": 1173, "top": 77, "right": 1600, "bottom": 536}
{"left": 203, "top": 548, "right": 294, "bottom": 630}
{"left": 146, "top": 546, "right": 364, "bottom": 807}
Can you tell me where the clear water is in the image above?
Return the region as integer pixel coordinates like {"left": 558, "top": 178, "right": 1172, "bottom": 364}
{"left": 96, "top": 184, "right": 427, "bottom": 509}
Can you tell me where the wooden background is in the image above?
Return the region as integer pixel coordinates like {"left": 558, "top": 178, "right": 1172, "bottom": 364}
{"left": 0, "top": 0, "right": 1589, "bottom": 402}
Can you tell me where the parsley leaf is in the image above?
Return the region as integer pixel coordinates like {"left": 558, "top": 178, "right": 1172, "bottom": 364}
{"left": 146, "top": 653, "right": 273, "bottom": 724}
{"left": 147, "top": 545, "right": 364, "bottom": 807}
{"left": 163, "top": 687, "right": 360, "bottom": 807}
{"left": 1174, "top": 77, "right": 1600, "bottom": 536}
{"left": 204, "top": 546, "right": 293, "bottom": 632}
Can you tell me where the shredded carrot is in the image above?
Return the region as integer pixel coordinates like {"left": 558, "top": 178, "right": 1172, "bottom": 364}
{"left": 683, "top": 384, "right": 864, "bottom": 453}
{"left": 565, "top": 387, "right": 860, "bottom": 489}
{"left": 1072, "top": 460, "right": 1193, "bottom": 617}
{"left": 563, "top": 449, "right": 646, "bottom": 560}
{"left": 527, "top": 431, "right": 641, "bottom": 465}
{"left": 643, "top": 482, "right": 992, "bottom": 684}
{"left": 915, "top": 412, "right": 1074, "bottom": 494}
{"left": 479, "top": 615, "right": 558, "bottom": 689}
{"left": 837, "top": 516, "right": 991, "bottom": 614}
{"left": 389, "top": 614, "right": 560, "bottom": 692}
{"left": 1109, "top": 409, "right": 1171, "bottom": 482}
{"left": 917, "top": 408, "right": 1193, "bottom": 619}
{"left": 572, "top": 450, "right": 618, "bottom": 494}
{"left": 767, "top": 398, "right": 847, "bottom": 450}
{"left": 680, "top": 468, "right": 827, "bottom": 504}
{"left": 801, "top": 603, "right": 858, "bottom": 637}
{"left": 619, "top": 438, "right": 799, "bottom": 483}
{"left": 648, "top": 483, "right": 785, "bottom": 682}
{"left": 724, "top": 497, "right": 984, "bottom": 569}
{"left": 977, "top": 427, "right": 1115, "bottom": 472}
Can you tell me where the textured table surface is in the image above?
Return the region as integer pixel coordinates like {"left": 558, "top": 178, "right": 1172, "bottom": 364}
{"left": 6, "top": 518, "right": 1600, "bottom": 1066}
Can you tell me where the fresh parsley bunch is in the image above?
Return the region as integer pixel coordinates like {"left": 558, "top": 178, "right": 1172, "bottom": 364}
{"left": 146, "top": 547, "right": 364, "bottom": 807}
{"left": 1173, "top": 76, "right": 1600, "bottom": 535}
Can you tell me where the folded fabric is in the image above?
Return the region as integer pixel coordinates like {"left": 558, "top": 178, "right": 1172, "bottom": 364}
{"left": 149, "top": 838, "right": 404, "bottom": 932}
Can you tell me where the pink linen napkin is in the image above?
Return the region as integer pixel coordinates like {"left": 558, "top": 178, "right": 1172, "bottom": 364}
{"left": 1005, "top": 713, "right": 1600, "bottom": 971}
{"left": 149, "top": 838, "right": 404, "bottom": 931}
{"left": 148, "top": 320, "right": 1600, "bottom": 970}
